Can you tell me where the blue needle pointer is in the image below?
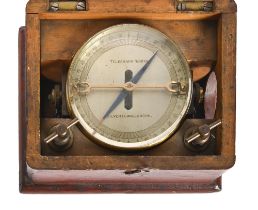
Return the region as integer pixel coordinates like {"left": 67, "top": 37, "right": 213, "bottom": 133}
{"left": 101, "top": 50, "right": 158, "bottom": 121}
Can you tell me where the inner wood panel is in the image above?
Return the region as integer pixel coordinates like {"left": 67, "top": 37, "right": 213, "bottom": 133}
{"left": 40, "top": 19, "right": 218, "bottom": 64}
{"left": 87, "top": 0, "right": 176, "bottom": 12}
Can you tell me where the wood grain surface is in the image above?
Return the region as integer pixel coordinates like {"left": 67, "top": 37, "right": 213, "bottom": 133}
{"left": 20, "top": 0, "right": 236, "bottom": 193}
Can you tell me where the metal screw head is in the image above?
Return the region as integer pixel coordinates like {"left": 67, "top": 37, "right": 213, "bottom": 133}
{"left": 184, "top": 125, "right": 211, "bottom": 152}
{"left": 196, "top": 125, "right": 210, "bottom": 145}
{"left": 204, "top": 2, "right": 213, "bottom": 11}
{"left": 198, "top": 125, "right": 210, "bottom": 138}
{"left": 48, "top": 124, "right": 73, "bottom": 150}
{"left": 56, "top": 125, "right": 68, "bottom": 138}
{"left": 177, "top": 3, "right": 186, "bottom": 11}
{"left": 50, "top": 2, "right": 59, "bottom": 11}
{"left": 77, "top": 2, "right": 86, "bottom": 11}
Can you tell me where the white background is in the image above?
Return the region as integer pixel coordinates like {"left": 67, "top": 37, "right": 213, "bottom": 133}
{"left": 0, "top": 0, "right": 257, "bottom": 209}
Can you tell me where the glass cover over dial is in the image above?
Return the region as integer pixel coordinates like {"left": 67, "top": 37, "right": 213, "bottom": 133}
{"left": 66, "top": 24, "right": 192, "bottom": 150}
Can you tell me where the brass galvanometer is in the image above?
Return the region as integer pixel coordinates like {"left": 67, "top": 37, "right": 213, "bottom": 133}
{"left": 45, "top": 24, "right": 192, "bottom": 150}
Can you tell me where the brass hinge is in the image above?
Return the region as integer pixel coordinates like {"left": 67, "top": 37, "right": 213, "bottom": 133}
{"left": 49, "top": 1, "right": 87, "bottom": 11}
{"left": 176, "top": 0, "right": 214, "bottom": 12}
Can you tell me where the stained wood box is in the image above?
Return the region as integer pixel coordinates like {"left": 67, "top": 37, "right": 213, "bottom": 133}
{"left": 19, "top": 0, "right": 237, "bottom": 193}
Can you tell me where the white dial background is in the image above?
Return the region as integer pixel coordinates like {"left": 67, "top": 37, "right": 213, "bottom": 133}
{"left": 84, "top": 45, "right": 173, "bottom": 133}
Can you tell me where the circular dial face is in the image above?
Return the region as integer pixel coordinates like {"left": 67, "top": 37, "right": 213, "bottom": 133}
{"left": 67, "top": 24, "right": 192, "bottom": 150}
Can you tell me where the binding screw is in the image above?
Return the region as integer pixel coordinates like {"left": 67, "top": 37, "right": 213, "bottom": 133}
{"left": 77, "top": 2, "right": 86, "bottom": 11}
{"left": 50, "top": 2, "right": 59, "bottom": 11}
{"left": 184, "top": 119, "right": 222, "bottom": 152}
{"left": 203, "top": 2, "right": 213, "bottom": 11}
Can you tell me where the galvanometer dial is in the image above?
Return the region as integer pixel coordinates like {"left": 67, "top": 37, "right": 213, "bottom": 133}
{"left": 66, "top": 24, "right": 192, "bottom": 150}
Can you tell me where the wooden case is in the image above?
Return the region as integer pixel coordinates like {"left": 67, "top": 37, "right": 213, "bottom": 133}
{"left": 19, "top": 0, "right": 237, "bottom": 193}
